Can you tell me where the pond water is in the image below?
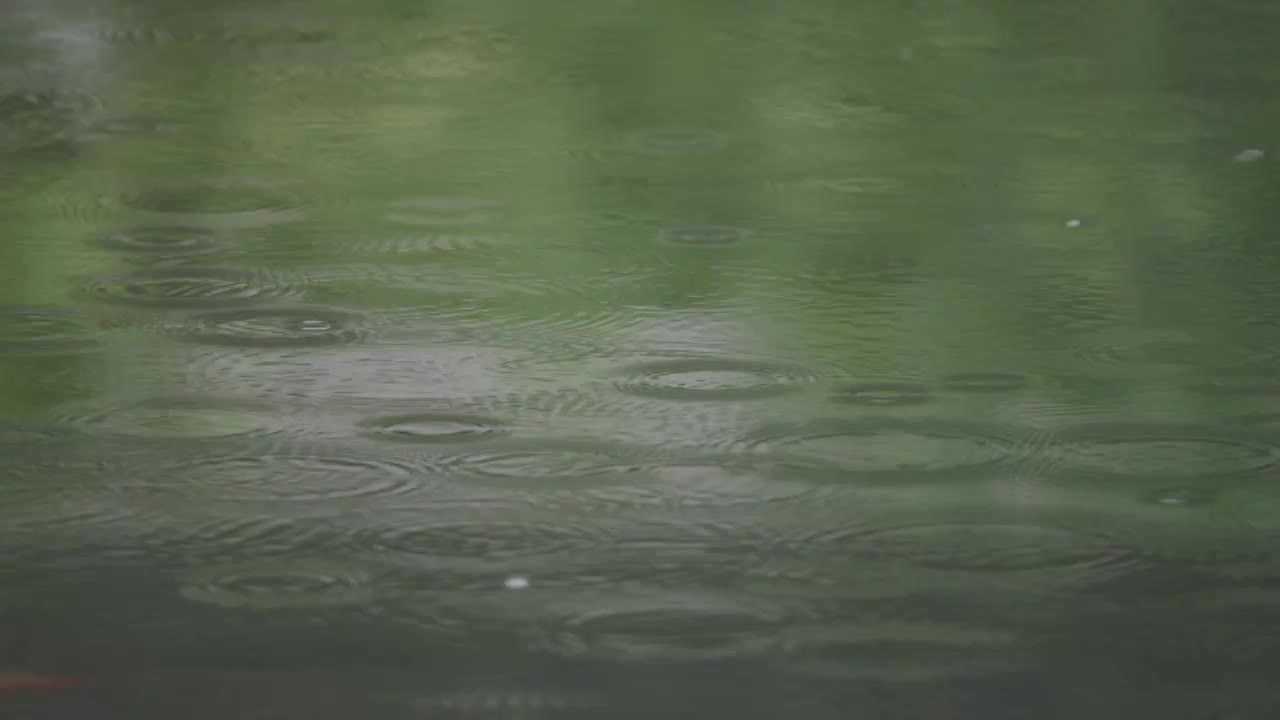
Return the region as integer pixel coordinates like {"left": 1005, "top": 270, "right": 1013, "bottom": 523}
{"left": 3, "top": 0, "right": 1280, "bottom": 717}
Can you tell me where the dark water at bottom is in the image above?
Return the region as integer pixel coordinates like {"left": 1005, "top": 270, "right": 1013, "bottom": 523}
{"left": 5, "top": 0, "right": 1280, "bottom": 716}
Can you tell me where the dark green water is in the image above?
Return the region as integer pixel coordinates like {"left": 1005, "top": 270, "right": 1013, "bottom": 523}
{"left": 3, "top": 0, "right": 1280, "bottom": 716}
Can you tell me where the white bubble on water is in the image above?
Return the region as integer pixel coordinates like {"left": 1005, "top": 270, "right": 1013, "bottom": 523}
{"left": 504, "top": 575, "right": 530, "bottom": 590}
{"left": 1234, "top": 148, "right": 1265, "bottom": 163}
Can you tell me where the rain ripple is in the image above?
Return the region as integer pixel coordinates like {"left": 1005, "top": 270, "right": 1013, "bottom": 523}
{"left": 358, "top": 411, "right": 509, "bottom": 444}
{"left": 1039, "top": 422, "right": 1280, "bottom": 483}
{"left": 432, "top": 439, "right": 652, "bottom": 494}
{"left": 122, "top": 447, "right": 436, "bottom": 512}
{"left": 613, "top": 357, "right": 815, "bottom": 401}
{"left": 97, "top": 179, "right": 305, "bottom": 229}
{"left": 96, "top": 225, "right": 230, "bottom": 258}
{"left": 736, "top": 418, "right": 1026, "bottom": 484}
{"left": 86, "top": 266, "right": 304, "bottom": 309}
{"left": 790, "top": 522, "right": 1145, "bottom": 585}
{"left": 829, "top": 380, "right": 935, "bottom": 407}
{"left": 55, "top": 395, "right": 290, "bottom": 440}
{"left": 0, "top": 89, "right": 101, "bottom": 151}
{"left": 0, "top": 305, "right": 101, "bottom": 354}
{"left": 345, "top": 507, "right": 615, "bottom": 567}
{"left": 179, "top": 306, "right": 371, "bottom": 347}
{"left": 530, "top": 590, "right": 793, "bottom": 662}
{"left": 178, "top": 559, "right": 374, "bottom": 610}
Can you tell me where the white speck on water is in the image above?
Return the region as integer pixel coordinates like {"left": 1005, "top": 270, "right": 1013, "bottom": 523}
{"left": 1234, "top": 148, "right": 1265, "bottom": 163}
{"left": 1065, "top": 219, "right": 1082, "bottom": 228}
{"left": 503, "top": 576, "right": 529, "bottom": 590}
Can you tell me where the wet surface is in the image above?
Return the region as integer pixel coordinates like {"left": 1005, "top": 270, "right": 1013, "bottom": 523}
{"left": 4, "top": 0, "right": 1280, "bottom": 716}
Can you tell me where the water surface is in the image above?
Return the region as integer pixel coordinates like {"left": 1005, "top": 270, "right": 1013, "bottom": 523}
{"left": 3, "top": 0, "right": 1280, "bottom": 716}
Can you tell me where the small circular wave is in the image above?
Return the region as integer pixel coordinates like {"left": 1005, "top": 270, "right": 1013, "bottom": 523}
{"left": 656, "top": 225, "right": 751, "bottom": 247}
{"left": 178, "top": 559, "right": 374, "bottom": 609}
{"left": 779, "top": 620, "right": 1027, "bottom": 682}
{"left": 86, "top": 267, "right": 303, "bottom": 309}
{"left": 613, "top": 357, "right": 813, "bottom": 401}
{"left": 383, "top": 196, "right": 507, "bottom": 227}
{"left": 829, "top": 381, "right": 934, "bottom": 407}
{"left": 0, "top": 306, "right": 100, "bottom": 354}
{"left": 1042, "top": 423, "right": 1280, "bottom": 481}
{"left": 624, "top": 129, "right": 729, "bottom": 155}
{"left": 97, "top": 225, "right": 228, "bottom": 257}
{"left": 0, "top": 90, "right": 101, "bottom": 151}
{"left": 180, "top": 306, "right": 370, "bottom": 347}
{"left": 582, "top": 456, "right": 816, "bottom": 509}
{"left": 99, "top": 180, "right": 304, "bottom": 229}
{"left": 131, "top": 451, "right": 432, "bottom": 507}
{"left": 805, "top": 522, "right": 1142, "bottom": 577}
{"left": 433, "top": 440, "right": 651, "bottom": 492}
{"left": 56, "top": 396, "right": 287, "bottom": 440}
{"left": 350, "top": 511, "right": 613, "bottom": 562}
{"left": 391, "top": 688, "right": 606, "bottom": 716}
{"left": 357, "top": 412, "right": 508, "bottom": 444}
{"left": 939, "top": 371, "right": 1030, "bottom": 394}
{"left": 532, "top": 591, "right": 790, "bottom": 661}
{"left": 738, "top": 418, "right": 1022, "bottom": 483}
